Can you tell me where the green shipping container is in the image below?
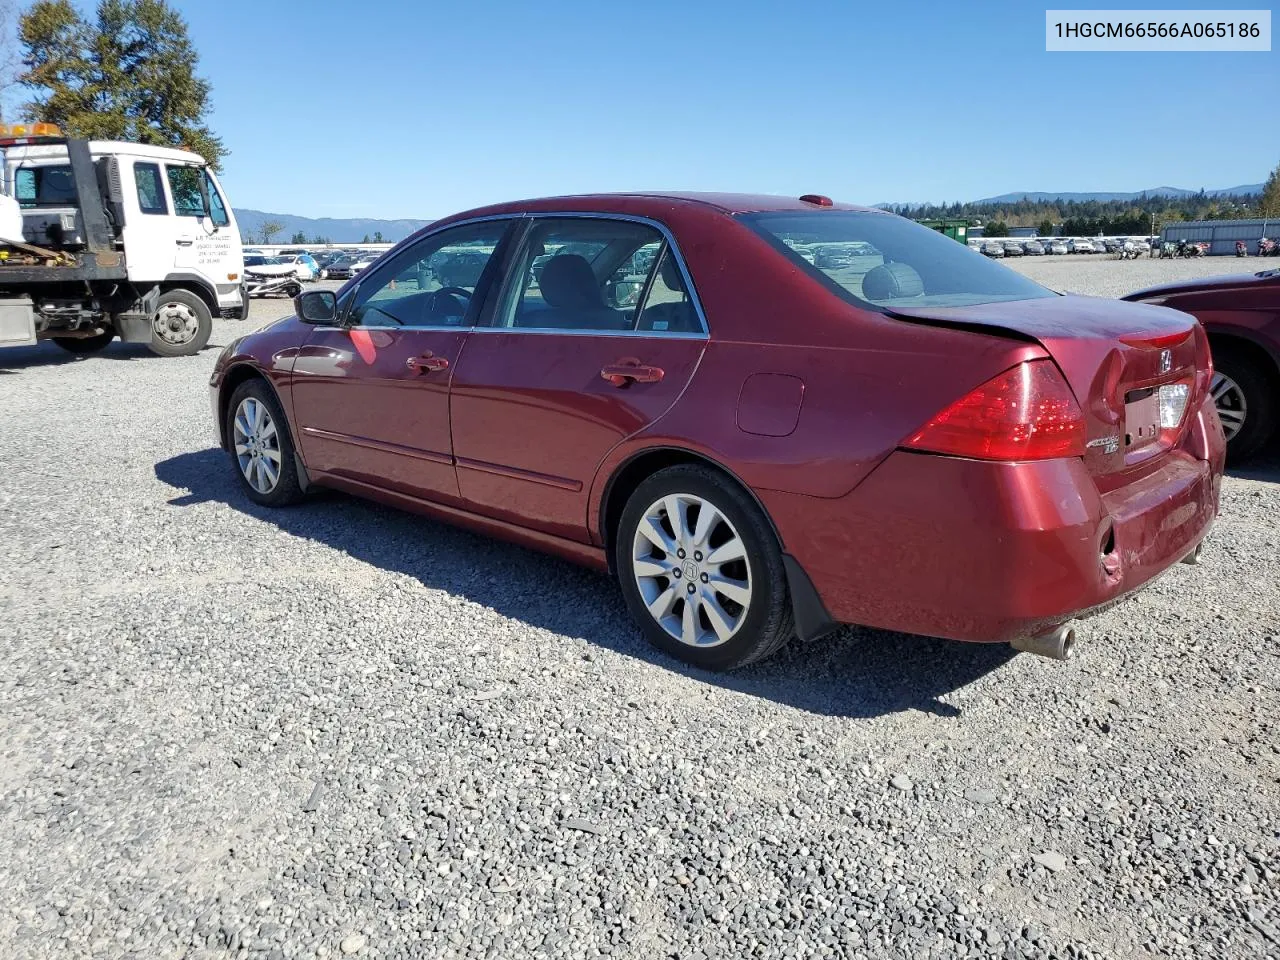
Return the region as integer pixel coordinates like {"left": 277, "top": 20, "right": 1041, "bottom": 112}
{"left": 917, "top": 219, "right": 970, "bottom": 242}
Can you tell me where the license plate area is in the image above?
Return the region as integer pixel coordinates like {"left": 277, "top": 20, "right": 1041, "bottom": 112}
{"left": 1124, "top": 388, "right": 1161, "bottom": 451}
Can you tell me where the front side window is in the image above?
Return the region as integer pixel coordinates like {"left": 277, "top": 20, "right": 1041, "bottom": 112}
{"left": 495, "top": 218, "right": 668, "bottom": 331}
{"left": 204, "top": 171, "right": 229, "bottom": 227}
{"left": 347, "top": 220, "right": 509, "bottom": 328}
{"left": 14, "top": 165, "right": 77, "bottom": 208}
{"left": 742, "top": 211, "right": 1054, "bottom": 310}
{"left": 167, "top": 165, "right": 228, "bottom": 225}
{"left": 166, "top": 165, "right": 205, "bottom": 217}
{"left": 134, "top": 162, "right": 167, "bottom": 214}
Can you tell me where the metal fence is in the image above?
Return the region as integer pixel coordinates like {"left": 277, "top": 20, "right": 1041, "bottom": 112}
{"left": 1161, "top": 218, "right": 1276, "bottom": 255}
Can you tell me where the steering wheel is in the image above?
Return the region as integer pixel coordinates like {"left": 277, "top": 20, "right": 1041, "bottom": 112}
{"left": 428, "top": 286, "right": 472, "bottom": 322}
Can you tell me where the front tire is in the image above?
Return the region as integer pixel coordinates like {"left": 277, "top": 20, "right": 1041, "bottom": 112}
{"left": 1212, "top": 344, "right": 1276, "bottom": 462}
{"left": 51, "top": 328, "right": 115, "bottom": 354}
{"left": 149, "top": 289, "right": 212, "bottom": 357}
{"left": 616, "top": 465, "right": 794, "bottom": 671}
{"left": 225, "top": 379, "right": 305, "bottom": 507}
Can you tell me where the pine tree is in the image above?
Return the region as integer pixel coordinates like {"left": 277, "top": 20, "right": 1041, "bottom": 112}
{"left": 19, "top": 0, "right": 225, "bottom": 169}
{"left": 1261, "top": 161, "right": 1280, "bottom": 218}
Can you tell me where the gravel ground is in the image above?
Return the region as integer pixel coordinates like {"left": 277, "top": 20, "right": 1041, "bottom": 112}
{"left": 1, "top": 259, "right": 1277, "bottom": 960}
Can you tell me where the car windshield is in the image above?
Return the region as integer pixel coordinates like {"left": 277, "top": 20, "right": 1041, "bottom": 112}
{"left": 742, "top": 212, "right": 1054, "bottom": 310}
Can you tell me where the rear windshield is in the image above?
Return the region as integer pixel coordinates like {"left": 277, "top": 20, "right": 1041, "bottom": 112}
{"left": 741, "top": 211, "right": 1055, "bottom": 309}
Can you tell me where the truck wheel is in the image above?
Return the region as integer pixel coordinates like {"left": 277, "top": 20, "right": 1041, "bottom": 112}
{"left": 52, "top": 329, "right": 115, "bottom": 354}
{"left": 149, "top": 289, "right": 212, "bottom": 357}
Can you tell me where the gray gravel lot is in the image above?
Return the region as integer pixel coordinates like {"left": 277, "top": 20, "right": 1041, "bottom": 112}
{"left": 1, "top": 258, "right": 1277, "bottom": 960}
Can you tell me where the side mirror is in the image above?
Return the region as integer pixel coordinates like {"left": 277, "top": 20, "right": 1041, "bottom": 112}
{"left": 296, "top": 289, "right": 337, "bottom": 324}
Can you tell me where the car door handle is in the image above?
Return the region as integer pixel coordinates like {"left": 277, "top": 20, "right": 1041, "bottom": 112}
{"left": 175, "top": 238, "right": 194, "bottom": 246}
{"left": 601, "top": 361, "right": 664, "bottom": 387}
{"left": 407, "top": 353, "right": 449, "bottom": 373}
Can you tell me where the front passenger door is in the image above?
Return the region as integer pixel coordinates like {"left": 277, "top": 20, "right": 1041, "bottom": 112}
{"left": 291, "top": 219, "right": 513, "bottom": 506}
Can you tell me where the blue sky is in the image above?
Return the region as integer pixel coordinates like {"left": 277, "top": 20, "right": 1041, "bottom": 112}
{"left": 35, "top": 1, "right": 1280, "bottom": 217}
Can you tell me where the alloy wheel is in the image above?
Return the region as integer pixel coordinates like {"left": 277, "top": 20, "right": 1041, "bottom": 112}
{"left": 1211, "top": 371, "right": 1247, "bottom": 441}
{"left": 232, "top": 396, "right": 282, "bottom": 494}
{"left": 154, "top": 300, "right": 199, "bottom": 346}
{"left": 631, "top": 493, "right": 752, "bottom": 648}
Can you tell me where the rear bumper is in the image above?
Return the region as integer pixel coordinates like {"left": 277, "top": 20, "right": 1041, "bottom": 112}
{"left": 762, "top": 397, "right": 1224, "bottom": 644}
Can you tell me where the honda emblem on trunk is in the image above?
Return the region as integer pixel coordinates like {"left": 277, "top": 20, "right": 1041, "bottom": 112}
{"left": 1159, "top": 349, "right": 1172, "bottom": 374}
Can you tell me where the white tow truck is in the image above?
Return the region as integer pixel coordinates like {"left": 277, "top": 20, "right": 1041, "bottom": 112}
{"left": 0, "top": 123, "right": 246, "bottom": 356}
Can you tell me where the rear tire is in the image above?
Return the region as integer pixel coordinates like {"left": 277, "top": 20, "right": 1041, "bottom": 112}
{"left": 149, "top": 289, "right": 212, "bottom": 357}
{"left": 51, "top": 329, "right": 115, "bottom": 354}
{"left": 225, "top": 378, "right": 305, "bottom": 507}
{"left": 615, "top": 464, "right": 793, "bottom": 671}
{"left": 1212, "top": 343, "right": 1276, "bottom": 462}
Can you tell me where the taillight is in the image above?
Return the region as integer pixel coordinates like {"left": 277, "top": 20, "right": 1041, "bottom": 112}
{"left": 904, "top": 360, "right": 1086, "bottom": 461}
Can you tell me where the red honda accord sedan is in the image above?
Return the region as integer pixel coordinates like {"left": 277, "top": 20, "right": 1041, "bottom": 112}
{"left": 210, "top": 194, "right": 1225, "bottom": 670}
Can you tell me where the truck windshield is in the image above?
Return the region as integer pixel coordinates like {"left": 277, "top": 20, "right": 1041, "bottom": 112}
{"left": 740, "top": 211, "right": 1054, "bottom": 310}
{"left": 14, "top": 166, "right": 77, "bottom": 207}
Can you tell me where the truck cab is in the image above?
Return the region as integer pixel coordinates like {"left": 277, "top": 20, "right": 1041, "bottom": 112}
{"left": 0, "top": 123, "right": 246, "bottom": 356}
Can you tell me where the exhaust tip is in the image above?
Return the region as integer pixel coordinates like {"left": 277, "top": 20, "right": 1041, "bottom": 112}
{"left": 1011, "top": 622, "right": 1079, "bottom": 661}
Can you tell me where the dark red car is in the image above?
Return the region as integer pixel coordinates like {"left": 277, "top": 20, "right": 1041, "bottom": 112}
{"left": 210, "top": 194, "right": 1224, "bottom": 670}
{"left": 1123, "top": 268, "right": 1280, "bottom": 461}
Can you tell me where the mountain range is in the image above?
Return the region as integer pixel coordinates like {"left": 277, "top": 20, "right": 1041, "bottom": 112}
{"left": 236, "top": 182, "right": 1267, "bottom": 242}
{"left": 970, "top": 183, "right": 1264, "bottom": 205}
{"left": 235, "top": 208, "right": 433, "bottom": 244}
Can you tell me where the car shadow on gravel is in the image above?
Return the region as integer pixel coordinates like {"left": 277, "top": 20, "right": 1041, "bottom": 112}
{"left": 0, "top": 342, "right": 156, "bottom": 370}
{"left": 1227, "top": 452, "right": 1280, "bottom": 483}
{"left": 0, "top": 340, "right": 229, "bottom": 371}
{"left": 155, "top": 448, "right": 1016, "bottom": 720}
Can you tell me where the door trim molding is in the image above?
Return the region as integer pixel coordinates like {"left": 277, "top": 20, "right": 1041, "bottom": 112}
{"left": 300, "top": 426, "right": 453, "bottom": 466}
{"left": 455, "top": 455, "right": 583, "bottom": 492}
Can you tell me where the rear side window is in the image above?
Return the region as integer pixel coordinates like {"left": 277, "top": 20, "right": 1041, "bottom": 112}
{"left": 495, "top": 218, "right": 671, "bottom": 332}
{"left": 742, "top": 211, "right": 1054, "bottom": 309}
{"left": 134, "top": 162, "right": 167, "bottom": 214}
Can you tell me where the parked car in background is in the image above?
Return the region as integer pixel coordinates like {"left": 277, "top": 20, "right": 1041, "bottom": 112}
{"left": 981, "top": 241, "right": 1005, "bottom": 257}
{"left": 321, "top": 256, "right": 360, "bottom": 280}
{"left": 243, "top": 256, "right": 304, "bottom": 299}
{"left": 1123, "top": 267, "right": 1280, "bottom": 461}
{"left": 1002, "top": 241, "right": 1024, "bottom": 257}
{"left": 350, "top": 254, "right": 379, "bottom": 275}
{"left": 1023, "top": 240, "right": 1045, "bottom": 255}
{"left": 1069, "top": 239, "right": 1096, "bottom": 254}
{"left": 1047, "top": 240, "right": 1070, "bottom": 255}
{"left": 275, "top": 253, "right": 320, "bottom": 281}
{"left": 210, "top": 192, "right": 1222, "bottom": 671}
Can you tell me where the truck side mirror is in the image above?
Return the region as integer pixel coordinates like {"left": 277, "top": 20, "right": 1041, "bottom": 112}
{"left": 296, "top": 289, "right": 337, "bottom": 324}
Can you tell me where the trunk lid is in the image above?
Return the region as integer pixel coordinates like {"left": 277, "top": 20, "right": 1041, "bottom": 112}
{"left": 887, "top": 295, "right": 1208, "bottom": 485}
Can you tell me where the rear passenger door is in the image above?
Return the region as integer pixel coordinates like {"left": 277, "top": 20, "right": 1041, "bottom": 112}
{"left": 448, "top": 216, "right": 707, "bottom": 542}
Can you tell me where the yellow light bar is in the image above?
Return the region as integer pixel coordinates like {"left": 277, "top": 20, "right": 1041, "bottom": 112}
{"left": 0, "top": 122, "right": 62, "bottom": 139}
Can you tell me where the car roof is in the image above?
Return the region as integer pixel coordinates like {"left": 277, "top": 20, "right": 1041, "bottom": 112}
{"left": 440, "top": 192, "right": 885, "bottom": 221}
